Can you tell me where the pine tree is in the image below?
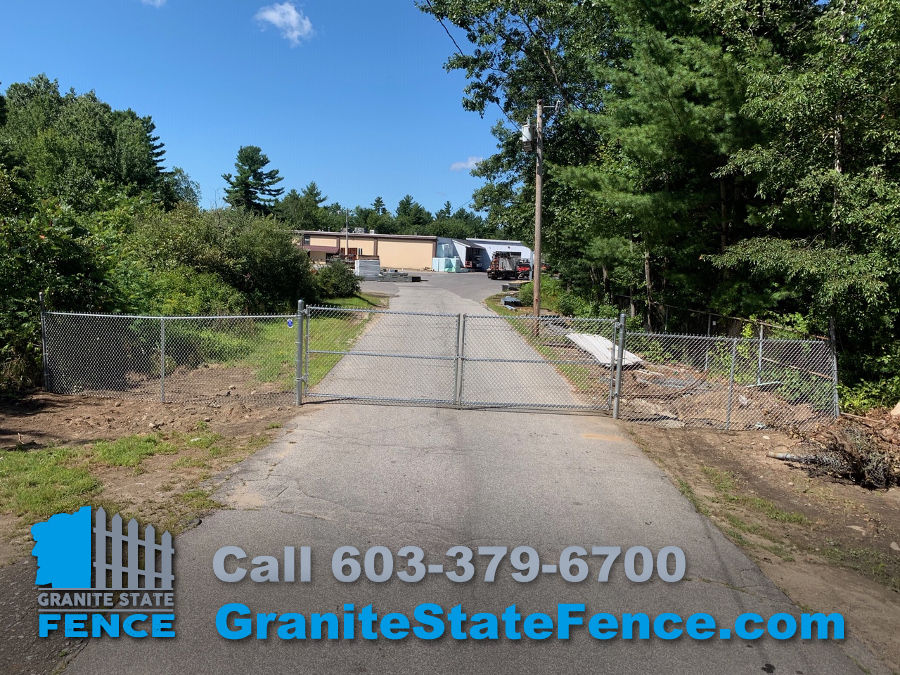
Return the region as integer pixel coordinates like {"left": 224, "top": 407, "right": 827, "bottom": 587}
{"left": 222, "top": 145, "right": 284, "bottom": 215}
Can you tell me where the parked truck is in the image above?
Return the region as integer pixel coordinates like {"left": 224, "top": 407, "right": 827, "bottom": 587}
{"left": 487, "top": 251, "right": 522, "bottom": 280}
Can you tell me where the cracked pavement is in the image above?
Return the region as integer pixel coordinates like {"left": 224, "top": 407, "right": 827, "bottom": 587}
{"left": 67, "top": 274, "right": 859, "bottom": 674}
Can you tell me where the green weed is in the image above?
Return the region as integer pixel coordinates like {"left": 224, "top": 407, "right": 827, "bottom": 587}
{"left": 93, "top": 434, "right": 176, "bottom": 468}
{"left": 0, "top": 448, "right": 101, "bottom": 518}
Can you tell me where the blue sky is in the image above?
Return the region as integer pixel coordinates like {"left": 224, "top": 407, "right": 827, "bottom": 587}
{"left": 1, "top": 0, "right": 504, "bottom": 215}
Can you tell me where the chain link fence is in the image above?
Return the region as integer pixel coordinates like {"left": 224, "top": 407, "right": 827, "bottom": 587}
{"left": 43, "top": 312, "right": 298, "bottom": 406}
{"left": 618, "top": 331, "right": 837, "bottom": 430}
{"left": 41, "top": 306, "right": 839, "bottom": 430}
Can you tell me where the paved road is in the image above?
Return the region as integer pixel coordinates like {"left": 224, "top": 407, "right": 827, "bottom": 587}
{"left": 68, "top": 274, "right": 859, "bottom": 674}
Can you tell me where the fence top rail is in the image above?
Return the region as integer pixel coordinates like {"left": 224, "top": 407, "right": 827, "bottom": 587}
{"left": 308, "top": 306, "right": 458, "bottom": 318}
{"left": 466, "top": 313, "right": 617, "bottom": 323}
{"left": 627, "top": 330, "right": 829, "bottom": 346}
{"left": 44, "top": 311, "right": 297, "bottom": 320}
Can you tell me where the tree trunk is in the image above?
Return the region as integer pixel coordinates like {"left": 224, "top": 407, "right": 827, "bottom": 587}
{"left": 602, "top": 264, "right": 611, "bottom": 304}
{"left": 643, "top": 245, "right": 653, "bottom": 331}
{"left": 720, "top": 176, "right": 729, "bottom": 254}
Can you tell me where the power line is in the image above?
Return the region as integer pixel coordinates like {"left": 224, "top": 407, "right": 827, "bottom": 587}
{"left": 421, "top": 0, "right": 520, "bottom": 129}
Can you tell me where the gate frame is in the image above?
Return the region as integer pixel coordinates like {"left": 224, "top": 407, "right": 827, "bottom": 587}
{"left": 301, "top": 305, "right": 622, "bottom": 413}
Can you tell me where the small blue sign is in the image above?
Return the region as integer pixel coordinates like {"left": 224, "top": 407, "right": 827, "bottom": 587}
{"left": 287, "top": 319, "right": 294, "bottom": 328}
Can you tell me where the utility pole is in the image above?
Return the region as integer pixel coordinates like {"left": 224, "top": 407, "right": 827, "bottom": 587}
{"left": 533, "top": 99, "right": 544, "bottom": 331}
{"left": 345, "top": 209, "right": 350, "bottom": 259}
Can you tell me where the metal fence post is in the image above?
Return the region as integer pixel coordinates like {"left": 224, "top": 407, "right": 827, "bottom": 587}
{"left": 613, "top": 312, "right": 627, "bottom": 419}
{"left": 305, "top": 303, "right": 311, "bottom": 395}
{"left": 756, "top": 324, "right": 764, "bottom": 385}
{"left": 829, "top": 320, "right": 840, "bottom": 418}
{"left": 725, "top": 337, "right": 738, "bottom": 430}
{"left": 39, "top": 292, "right": 50, "bottom": 391}
{"left": 607, "top": 319, "right": 617, "bottom": 409}
{"left": 159, "top": 317, "right": 166, "bottom": 403}
{"left": 703, "top": 313, "right": 713, "bottom": 372}
{"left": 454, "top": 314, "right": 466, "bottom": 407}
{"left": 296, "top": 300, "right": 305, "bottom": 406}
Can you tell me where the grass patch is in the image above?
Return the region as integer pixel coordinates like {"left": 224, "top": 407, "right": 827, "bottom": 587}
{"left": 323, "top": 294, "right": 387, "bottom": 309}
{"left": 171, "top": 456, "right": 208, "bottom": 469}
{"left": 724, "top": 528, "right": 751, "bottom": 546}
{"left": 723, "top": 512, "right": 761, "bottom": 534}
{"left": 0, "top": 448, "right": 101, "bottom": 518}
{"left": 485, "top": 293, "right": 529, "bottom": 317}
{"left": 306, "top": 293, "right": 389, "bottom": 388}
{"left": 701, "top": 465, "right": 738, "bottom": 494}
{"left": 823, "top": 545, "right": 900, "bottom": 592}
{"left": 701, "top": 466, "right": 808, "bottom": 524}
{"left": 213, "top": 293, "right": 389, "bottom": 391}
{"left": 677, "top": 478, "right": 710, "bottom": 516}
{"left": 93, "top": 434, "right": 177, "bottom": 469}
{"left": 742, "top": 496, "right": 808, "bottom": 524}
{"left": 179, "top": 489, "right": 219, "bottom": 512}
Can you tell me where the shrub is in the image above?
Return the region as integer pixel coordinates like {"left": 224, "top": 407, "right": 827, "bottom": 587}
{"left": 557, "top": 292, "right": 587, "bottom": 317}
{"left": 839, "top": 377, "right": 900, "bottom": 414}
{"left": 150, "top": 268, "right": 248, "bottom": 316}
{"left": 316, "top": 260, "right": 360, "bottom": 299}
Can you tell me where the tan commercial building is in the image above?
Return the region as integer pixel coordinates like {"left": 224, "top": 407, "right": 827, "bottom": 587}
{"left": 294, "top": 231, "right": 437, "bottom": 270}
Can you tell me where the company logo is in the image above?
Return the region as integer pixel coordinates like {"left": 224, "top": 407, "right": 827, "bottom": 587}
{"left": 32, "top": 507, "right": 176, "bottom": 638}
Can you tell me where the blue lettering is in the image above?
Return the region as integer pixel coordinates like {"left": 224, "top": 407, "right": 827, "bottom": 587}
{"left": 523, "top": 613, "right": 553, "bottom": 640}
{"left": 65, "top": 613, "right": 88, "bottom": 638}
{"left": 800, "top": 613, "right": 844, "bottom": 640}
{"left": 216, "top": 603, "right": 251, "bottom": 640}
{"left": 123, "top": 614, "right": 148, "bottom": 638}
{"left": 39, "top": 614, "right": 60, "bottom": 637}
{"left": 413, "top": 603, "right": 444, "bottom": 640}
{"left": 557, "top": 604, "right": 584, "bottom": 639}
{"left": 735, "top": 613, "right": 764, "bottom": 640}
{"left": 653, "top": 613, "right": 682, "bottom": 640}
{"left": 588, "top": 613, "right": 618, "bottom": 639}
{"left": 381, "top": 613, "right": 410, "bottom": 640}
{"left": 152, "top": 614, "right": 176, "bottom": 638}
{"left": 686, "top": 613, "right": 715, "bottom": 640}
{"left": 767, "top": 613, "right": 797, "bottom": 640}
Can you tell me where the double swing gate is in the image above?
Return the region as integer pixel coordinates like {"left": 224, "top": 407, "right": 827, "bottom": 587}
{"left": 301, "top": 304, "right": 620, "bottom": 412}
{"left": 41, "top": 300, "right": 838, "bottom": 429}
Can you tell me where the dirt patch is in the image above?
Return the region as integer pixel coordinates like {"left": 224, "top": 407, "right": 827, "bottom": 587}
{"left": 619, "top": 367, "right": 833, "bottom": 431}
{"left": 0, "top": 392, "right": 300, "bottom": 674}
{"left": 0, "top": 391, "right": 291, "bottom": 451}
{"left": 49, "top": 362, "right": 294, "bottom": 409}
{"left": 0, "top": 392, "right": 298, "bottom": 559}
{"left": 628, "top": 419, "right": 900, "bottom": 674}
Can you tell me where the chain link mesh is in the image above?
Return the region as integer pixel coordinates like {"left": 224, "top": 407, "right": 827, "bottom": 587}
{"left": 305, "top": 306, "right": 460, "bottom": 405}
{"left": 459, "top": 315, "right": 617, "bottom": 409}
{"left": 43, "top": 312, "right": 298, "bottom": 405}
{"left": 42, "top": 308, "right": 839, "bottom": 429}
{"left": 618, "top": 332, "right": 836, "bottom": 430}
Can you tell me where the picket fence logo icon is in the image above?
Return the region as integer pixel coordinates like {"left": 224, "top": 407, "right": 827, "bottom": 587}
{"left": 32, "top": 507, "right": 177, "bottom": 638}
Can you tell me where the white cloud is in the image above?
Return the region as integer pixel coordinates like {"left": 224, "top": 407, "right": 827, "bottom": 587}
{"left": 255, "top": 3, "right": 313, "bottom": 47}
{"left": 450, "top": 156, "right": 483, "bottom": 172}
{"left": 141, "top": 0, "right": 167, "bottom": 7}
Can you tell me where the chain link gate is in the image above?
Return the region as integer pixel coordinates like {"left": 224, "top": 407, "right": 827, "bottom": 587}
{"left": 301, "top": 306, "right": 619, "bottom": 411}
{"left": 457, "top": 314, "right": 619, "bottom": 410}
{"left": 302, "top": 306, "right": 462, "bottom": 406}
